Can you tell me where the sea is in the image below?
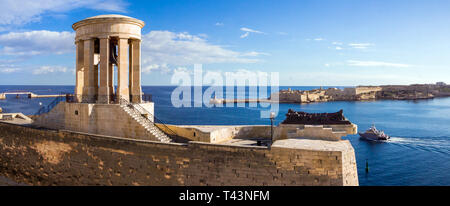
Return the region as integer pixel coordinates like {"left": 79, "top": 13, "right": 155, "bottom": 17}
{"left": 1, "top": 85, "right": 449, "bottom": 186}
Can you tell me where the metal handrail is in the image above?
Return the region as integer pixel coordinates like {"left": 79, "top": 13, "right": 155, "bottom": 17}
{"left": 35, "top": 94, "right": 65, "bottom": 115}
{"left": 65, "top": 94, "right": 152, "bottom": 104}
{"left": 118, "top": 97, "right": 179, "bottom": 138}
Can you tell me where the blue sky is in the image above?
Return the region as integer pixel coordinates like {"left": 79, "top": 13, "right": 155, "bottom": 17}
{"left": 0, "top": 0, "right": 449, "bottom": 86}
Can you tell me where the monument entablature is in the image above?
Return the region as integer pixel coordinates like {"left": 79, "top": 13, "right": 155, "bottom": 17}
{"left": 72, "top": 14, "right": 144, "bottom": 41}
{"left": 72, "top": 14, "right": 145, "bottom": 104}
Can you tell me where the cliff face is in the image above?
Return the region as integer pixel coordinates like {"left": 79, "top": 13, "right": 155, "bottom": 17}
{"left": 272, "top": 84, "right": 450, "bottom": 103}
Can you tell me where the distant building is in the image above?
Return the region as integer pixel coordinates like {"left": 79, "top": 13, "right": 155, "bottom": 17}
{"left": 436, "top": 82, "right": 446, "bottom": 86}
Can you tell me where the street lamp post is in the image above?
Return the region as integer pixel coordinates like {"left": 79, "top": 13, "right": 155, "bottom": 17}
{"left": 270, "top": 112, "right": 275, "bottom": 146}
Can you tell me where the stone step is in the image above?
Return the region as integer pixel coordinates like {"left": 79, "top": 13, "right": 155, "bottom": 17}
{"left": 120, "top": 104, "right": 172, "bottom": 143}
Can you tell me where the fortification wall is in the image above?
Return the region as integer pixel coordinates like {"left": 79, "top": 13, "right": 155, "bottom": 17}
{"left": 355, "top": 86, "right": 382, "bottom": 95}
{"left": 275, "top": 124, "right": 357, "bottom": 141}
{"left": 159, "top": 125, "right": 273, "bottom": 143}
{"left": 276, "top": 92, "right": 303, "bottom": 102}
{"left": 33, "top": 102, "right": 66, "bottom": 129}
{"left": 0, "top": 122, "right": 358, "bottom": 186}
{"left": 33, "top": 102, "right": 157, "bottom": 141}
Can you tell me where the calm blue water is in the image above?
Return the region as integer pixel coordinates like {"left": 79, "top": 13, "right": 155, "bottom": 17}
{"left": 1, "top": 85, "right": 450, "bottom": 186}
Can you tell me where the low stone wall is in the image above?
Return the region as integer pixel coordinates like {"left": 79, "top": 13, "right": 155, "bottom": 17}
{"left": 0, "top": 122, "right": 358, "bottom": 186}
{"left": 159, "top": 124, "right": 357, "bottom": 143}
{"left": 275, "top": 124, "right": 358, "bottom": 141}
{"left": 158, "top": 125, "right": 273, "bottom": 143}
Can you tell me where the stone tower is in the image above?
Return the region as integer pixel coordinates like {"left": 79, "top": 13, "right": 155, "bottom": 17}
{"left": 33, "top": 15, "right": 172, "bottom": 143}
{"left": 72, "top": 14, "right": 145, "bottom": 104}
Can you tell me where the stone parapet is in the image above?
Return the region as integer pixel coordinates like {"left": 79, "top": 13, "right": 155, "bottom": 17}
{"left": 275, "top": 124, "right": 358, "bottom": 141}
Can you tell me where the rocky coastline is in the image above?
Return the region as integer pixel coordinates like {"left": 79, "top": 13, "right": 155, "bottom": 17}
{"left": 271, "top": 82, "right": 450, "bottom": 103}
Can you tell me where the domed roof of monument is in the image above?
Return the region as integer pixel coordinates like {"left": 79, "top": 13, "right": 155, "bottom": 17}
{"left": 72, "top": 14, "right": 145, "bottom": 30}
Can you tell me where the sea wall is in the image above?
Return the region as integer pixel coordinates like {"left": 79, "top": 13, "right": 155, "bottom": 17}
{"left": 0, "top": 122, "right": 358, "bottom": 186}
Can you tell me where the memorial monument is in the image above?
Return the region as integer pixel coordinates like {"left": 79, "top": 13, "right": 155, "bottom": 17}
{"left": 33, "top": 15, "right": 172, "bottom": 143}
{"left": 72, "top": 14, "right": 145, "bottom": 103}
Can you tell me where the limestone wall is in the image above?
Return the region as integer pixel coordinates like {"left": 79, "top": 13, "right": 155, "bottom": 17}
{"left": 33, "top": 102, "right": 66, "bottom": 130}
{"left": 0, "top": 122, "right": 358, "bottom": 186}
{"left": 159, "top": 124, "right": 357, "bottom": 143}
{"left": 276, "top": 92, "right": 302, "bottom": 102}
{"left": 275, "top": 124, "right": 357, "bottom": 141}
{"left": 33, "top": 102, "right": 158, "bottom": 141}
{"left": 158, "top": 125, "right": 273, "bottom": 143}
{"left": 355, "top": 86, "right": 382, "bottom": 95}
{"left": 157, "top": 124, "right": 212, "bottom": 142}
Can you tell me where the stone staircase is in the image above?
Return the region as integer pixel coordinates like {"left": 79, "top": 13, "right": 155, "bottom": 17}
{"left": 120, "top": 104, "right": 172, "bottom": 143}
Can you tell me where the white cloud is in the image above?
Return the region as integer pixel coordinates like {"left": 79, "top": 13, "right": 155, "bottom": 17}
{"left": 335, "top": 46, "right": 343, "bottom": 50}
{"left": 240, "top": 27, "right": 264, "bottom": 34}
{"left": 332, "top": 41, "right": 343, "bottom": 45}
{"left": 314, "top": 38, "right": 325, "bottom": 41}
{"left": 142, "top": 63, "right": 171, "bottom": 74}
{"left": 240, "top": 32, "right": 250, "bottom": 39}
{"left": 347, "top": 60, "right": 411, "bottom": 68}
{"left": 173, "top": 67, "right": 191, "bottom": 74}
{"left": 0, "top": 30, "right": 74, "bottom": 55}
{"left": 141, "top": 30, "right": 263, "bottom": 73}
{"left": 0, "top": 30, "right": 267, "bottom": 75}
{"left": 241, "top": 51, "right": 270, "bottom": 57}
{"left": 33, "top": 66, "right": 70, "bottom": 74}
{"left": 285, "top": 71, "right": 424, "bottom": 86}
{"left": 215, "top": 22, "right": 224, "bottom": 26}
{"left": 0, "top": 67, "right": 20, "bottom": 73}
{"left": 0, "top": 0, "right": 128, "bottom": 26}
{"left": 240, "top": 27, "right": 264, "bottom": 38}
{"left": 348, "top": 43, "right": 374, "bottom": 49}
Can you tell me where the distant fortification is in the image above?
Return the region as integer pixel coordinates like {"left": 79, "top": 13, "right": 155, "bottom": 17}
{"left": 273, "top": 83, "right": 450, "bottom": 103}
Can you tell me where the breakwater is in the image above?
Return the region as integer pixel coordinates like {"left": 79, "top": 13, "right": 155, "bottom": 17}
{"left": 0, "top": 92, "right": 66, "bottom": 100}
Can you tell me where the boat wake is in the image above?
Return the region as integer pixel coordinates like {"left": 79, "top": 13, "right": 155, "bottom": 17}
{"left": 388, "top": 136, "right": 450, "bottom": 155}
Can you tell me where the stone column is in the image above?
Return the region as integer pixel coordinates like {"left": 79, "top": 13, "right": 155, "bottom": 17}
{"left": 130, "top": 39, "right": 142, "bottom": 103}
{"left": 109, "top": 62, "right": 115, "bottom": 101}
{"left": 75, "top": 40, "right": 84, "bottom": 102}
{"left": 129, "top": 40, "right": 134, "bottom": 102}
{"left": 117, "top": 37, "right": 130, "bottom": 102}
{"left": 94, "top": 64, "right": 99, "bottom": 99}
{"left": 98, "top": 36, "right": 113, "bottom": 104}
{"left": 83, "top": 38, "right": 97, "bottom": 103}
